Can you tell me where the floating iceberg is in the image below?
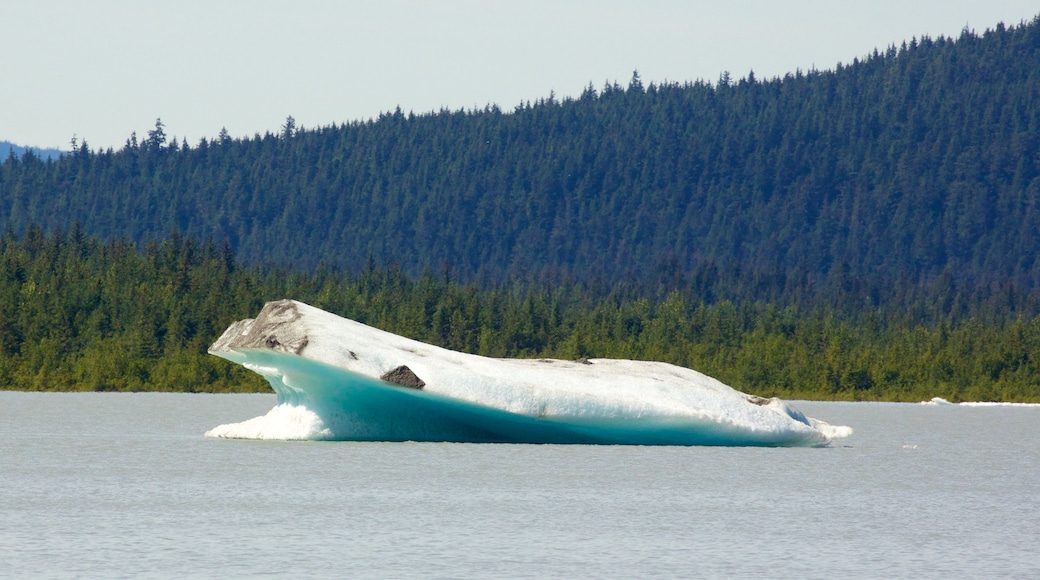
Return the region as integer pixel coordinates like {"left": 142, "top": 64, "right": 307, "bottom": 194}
{"left": 206, "top": 300, "right": 852, "bottom": 446}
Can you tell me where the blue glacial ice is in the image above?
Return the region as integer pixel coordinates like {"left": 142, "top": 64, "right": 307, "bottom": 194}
{"left": 206, "top": 300, "right": 852, "bottom": 446}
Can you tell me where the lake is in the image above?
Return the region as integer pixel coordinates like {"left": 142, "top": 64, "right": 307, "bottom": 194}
{"left": 1, "top": 392, "right": 1037, "bottom": 578}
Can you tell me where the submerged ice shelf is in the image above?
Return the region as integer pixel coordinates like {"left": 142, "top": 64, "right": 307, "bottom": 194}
{"left": 207, "top": 300, "right": 852, "bottom": 446}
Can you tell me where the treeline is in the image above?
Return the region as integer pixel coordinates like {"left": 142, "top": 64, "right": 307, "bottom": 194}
{"left": 2, "top": 17, "right": 1040, "bottom": 311}
{"left": 0, "top": 141, "right": 63, "bottom": 162}
{"left": 1, "top": 229, "right": 1037, "bottom": 402}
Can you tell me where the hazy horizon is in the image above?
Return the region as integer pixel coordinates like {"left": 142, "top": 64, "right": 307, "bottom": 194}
{"left": 4, "top": 1, "right": 1038, "bottom": 150}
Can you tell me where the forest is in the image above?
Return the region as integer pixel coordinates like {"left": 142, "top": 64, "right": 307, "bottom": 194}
{"left": 2, "top": 18, "right": 1040, "bottom": 310}
{"left": 1, "top": 17, "right": 1039, "bottom": 399}
{"left": 0, "top": 141, "right": 63, "bottom": 162}
{"left": 0, "top": 228, "right": 1037, "bottom": 401}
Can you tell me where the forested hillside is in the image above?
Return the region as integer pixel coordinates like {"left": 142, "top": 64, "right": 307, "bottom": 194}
{"left": 0, "top": 141, "right": 63, "bottom": 161}
{"left": 3, "top": 18, "right": 1040, "bottom": 313}
{"left": 2, "top": 229, "right": 1038, "bottom": 401}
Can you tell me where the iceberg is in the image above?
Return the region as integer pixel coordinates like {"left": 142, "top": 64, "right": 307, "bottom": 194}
{"left": 206, "top": 300, "right": 852, "bottom": 446}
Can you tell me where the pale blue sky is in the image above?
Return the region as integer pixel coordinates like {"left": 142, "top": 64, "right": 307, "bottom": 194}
{"left": 4, "top": 1, "right": 1038, "bottom": 150}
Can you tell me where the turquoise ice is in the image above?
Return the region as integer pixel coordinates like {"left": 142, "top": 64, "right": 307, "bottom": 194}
{"left": 207, "top": 300, "right": 852, "bottom": 446}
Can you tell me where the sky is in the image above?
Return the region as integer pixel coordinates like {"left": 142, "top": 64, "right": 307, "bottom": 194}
{"left": 4, "top": 1, "right": 1038, "bottom": 151}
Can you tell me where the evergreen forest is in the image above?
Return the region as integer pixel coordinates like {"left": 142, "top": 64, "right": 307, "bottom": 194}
{"left": 2, "top": 17, "right": 1040, "bottom": 399}
{"left": 1, "top": 227, "right": 1038, "bottom": 401}
{"left": 0, "top": 141, "right": 63, "bottom": 162}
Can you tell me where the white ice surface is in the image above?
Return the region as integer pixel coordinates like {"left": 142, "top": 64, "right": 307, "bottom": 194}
{"left": 959, "top": 402, "right": 1040, "bottom": 407}
{"left": 208, "top": 300, "right": 852, "bottom": 445}
{"left": 922, "top": 397, "right": 1040, "bottom": 407}
{"left": 205, "top": 403, "right": 331, "bottom": 440}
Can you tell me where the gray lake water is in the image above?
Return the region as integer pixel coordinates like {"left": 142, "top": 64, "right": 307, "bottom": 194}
{"left": 1, "top": 392, "right": 1038, "bottom": 579}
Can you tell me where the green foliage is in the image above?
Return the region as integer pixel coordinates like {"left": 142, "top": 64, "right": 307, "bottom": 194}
{"left": 3, "top": 18, "right": 1040, "bottom": 312}
{"left": 0, "top": 228, "right": 264, "bottom": 392}
{"left": 0, "top": 229, "right": 1038, "bottom": 401}
{"left": 3, "top": 19, "right": 1040, "bottom": 399}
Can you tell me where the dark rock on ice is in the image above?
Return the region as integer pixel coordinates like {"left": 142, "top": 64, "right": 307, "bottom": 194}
{"left": 209, "top": 299, "right": 310, "bottom": 355}
{"left": 745, "top": 394, "right": 772, "bottom": 406}
{"left": 380, "top": 365, "right": 426, "bottom": 390}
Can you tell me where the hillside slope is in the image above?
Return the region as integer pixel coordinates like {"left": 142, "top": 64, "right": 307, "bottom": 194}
{"left": 2, "top": 17, "right": 1039, "bottom": 309}
{"left": 1, "top": 141, "right": 64, "bottom": 161}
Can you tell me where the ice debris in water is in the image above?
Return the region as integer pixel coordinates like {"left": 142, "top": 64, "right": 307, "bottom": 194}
{"left": 922, "top": 397, "right": 954, "bottom": 405}
{"left": 206, "top": 300, "right": 852, "bottom": 446}
{"left": 205, "top": 403, "right": 332, "bottom": 440}
{"left": 921, "top": 396, "right": 1039, "bottom": 407}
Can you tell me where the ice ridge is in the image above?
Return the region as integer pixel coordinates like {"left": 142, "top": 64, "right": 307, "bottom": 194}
{"left": 206, "top": 300, "right": 852, "bottom": 446}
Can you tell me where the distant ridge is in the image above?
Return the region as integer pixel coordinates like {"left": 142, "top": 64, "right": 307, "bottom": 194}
{"left": 1, "top": 140, "right": 64, "bottom": 161}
